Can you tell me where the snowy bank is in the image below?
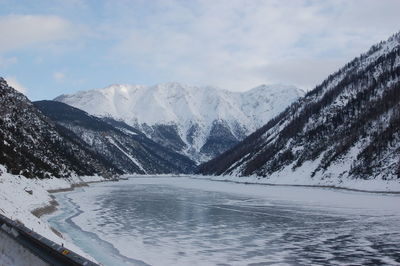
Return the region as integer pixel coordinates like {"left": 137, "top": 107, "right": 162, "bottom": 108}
{"left": 195, "top": 172, "right": 400, "bottom": 193}
{"left": 0, "top": 165, "right": 107, "bottom": 262}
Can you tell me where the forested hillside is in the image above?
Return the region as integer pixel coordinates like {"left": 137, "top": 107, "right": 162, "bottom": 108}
{"left": 199, "top": 32, "right": 400, "bottom": 184}
{"left": 0, "top": 78, "right": 120, "bottom": 178}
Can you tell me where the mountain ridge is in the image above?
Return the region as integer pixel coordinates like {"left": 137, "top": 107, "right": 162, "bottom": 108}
{"left": 55, "top": 83, "right": 304, "bottom": 162}
{"left": 34, "top": 100, "right": 196, "bottom": 174}
{"left": 198, "top": 31, "right": 400, "bottom": 185}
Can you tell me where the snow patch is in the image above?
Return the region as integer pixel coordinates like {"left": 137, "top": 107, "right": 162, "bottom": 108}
{"left": 106, "top": 136, "right": 147, "bottom": 173}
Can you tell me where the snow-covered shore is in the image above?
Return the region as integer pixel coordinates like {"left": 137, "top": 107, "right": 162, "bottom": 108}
{"left": 194, "top": 173, "right": 400, "bottom": 193}
{"left": 0, "top": 165, "right": 107, "bottom": 261}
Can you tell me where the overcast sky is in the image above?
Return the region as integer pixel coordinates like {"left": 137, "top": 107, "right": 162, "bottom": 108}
{"left": 1, "top": 0, "right": 400, "bottom": 100}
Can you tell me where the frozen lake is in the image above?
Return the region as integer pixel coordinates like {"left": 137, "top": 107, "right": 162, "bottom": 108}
{"left": 46, "top": 176, "right": 400, "bottom": 265}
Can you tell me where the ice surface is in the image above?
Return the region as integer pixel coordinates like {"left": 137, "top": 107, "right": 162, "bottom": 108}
{"left": 46, "top": 176, "right": 400, "bottom": 266}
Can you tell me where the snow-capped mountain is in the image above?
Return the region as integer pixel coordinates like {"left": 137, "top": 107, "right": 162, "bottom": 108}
{"left": 55, "top": 83, "right": 303, "bottom": 162}
{"left": 34, "top": 101, "right": 196, "bottom": 174}
{"left": 199, "top": 32, "right": 400, "bottom": 185}
{"left": 0, "top": 78, "right": 120, "bottom": 178}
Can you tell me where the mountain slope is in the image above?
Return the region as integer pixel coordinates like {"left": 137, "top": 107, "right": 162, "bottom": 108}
{"left": 34, "top": 101, "right": 196, "bottom": 174}
{"left": 55, "top": 83, "right": 303, "bottom": 162}
{"left": 0, "top": 78, "right": 120, "bottom": 179}
{"left": 198, "top": 32, "right": 400, "bottom": 185}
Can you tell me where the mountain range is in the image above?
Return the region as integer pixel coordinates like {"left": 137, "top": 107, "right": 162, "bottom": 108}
{"left": 55, "top": 83, "right": 304, "bottom": 162}
{"left": 1, "top": 32, "right": 399, "bottom": 188}
{"left": 0, "top": 78, "right": 196, "bottom": 178}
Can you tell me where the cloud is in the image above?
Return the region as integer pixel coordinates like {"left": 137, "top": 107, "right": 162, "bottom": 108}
{"left": 1, "top": 0, "right": 399, "bottom": 96}
{"left": 53, "top": 71, "right": 65, "bottom": 82}
{"left": 109, "top": 0, "right": 400, "bottom": 90}
{"left": 0, "top": 15, "right": 76, "bottom": 52}
{"left": 5, "top": 76, "right": 27, "bottom": 94}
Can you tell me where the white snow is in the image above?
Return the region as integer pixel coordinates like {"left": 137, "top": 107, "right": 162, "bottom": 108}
{"left": 117, "top": 127, "right": 137, "bottom": 136}
{"left": 106, "top": 136, "right": 147, "bottom": 173}
{"left": 198, "top": 168, "right": 400, "bottom": 193}
{"left": 0, "top": 165, "right": 105, "bottom": 262}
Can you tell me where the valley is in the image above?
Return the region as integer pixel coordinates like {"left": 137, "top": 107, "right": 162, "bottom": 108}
{"left": 0, "top": 4, "right": 400, "bottom": 265}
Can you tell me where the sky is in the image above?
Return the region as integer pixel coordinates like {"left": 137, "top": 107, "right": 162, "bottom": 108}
{"left": 0, "top": 0, "right": 400, "bottom": 101}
